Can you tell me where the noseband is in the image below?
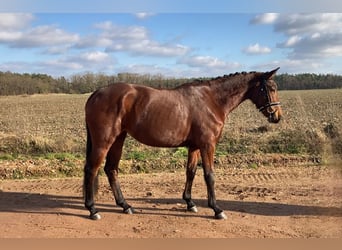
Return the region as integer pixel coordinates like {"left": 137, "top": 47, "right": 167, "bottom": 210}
{"left": 258, "top": 79, "right": 281, "bottom": 113}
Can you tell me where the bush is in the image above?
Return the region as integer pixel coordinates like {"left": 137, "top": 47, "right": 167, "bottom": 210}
{"left": 323, "top": 123, "right": 342, "bottom": 156}
{"left": 262, "top": 130, "right": 323, "bottom": 155}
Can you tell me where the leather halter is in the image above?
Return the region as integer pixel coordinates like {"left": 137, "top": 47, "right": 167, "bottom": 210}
{"left": 258, "top": 79, "right": 281, "bottom": 113}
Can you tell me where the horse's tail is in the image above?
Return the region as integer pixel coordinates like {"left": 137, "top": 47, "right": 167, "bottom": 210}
{"left": 85, "top": 123, "right": 92, "bottom": 161}
{"left": 83, "top": 123, "right": 99, "bottom": 196}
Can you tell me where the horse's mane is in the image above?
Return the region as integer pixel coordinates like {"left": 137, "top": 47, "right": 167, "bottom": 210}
{"left": 175, "top": 71, "right": 258, "bottom": 89}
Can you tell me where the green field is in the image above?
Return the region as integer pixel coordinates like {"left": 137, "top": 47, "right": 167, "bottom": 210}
{"left": 0, "top": 89, "right": 341, "bottom": 178}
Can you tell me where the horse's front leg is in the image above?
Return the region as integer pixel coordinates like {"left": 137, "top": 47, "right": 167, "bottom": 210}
{"left": 183, "top": 148, "right": 200, "bottom": 213}
{"left": 200, "top": 144, "right": 227, "bottom": 220}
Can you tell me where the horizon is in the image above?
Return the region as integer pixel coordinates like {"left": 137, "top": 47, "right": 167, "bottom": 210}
{"left": 2, "top": 68, "right": 342, "bottom": 81}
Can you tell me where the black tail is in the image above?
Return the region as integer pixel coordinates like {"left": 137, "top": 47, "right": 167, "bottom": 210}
{"left": 83, "top": 124, "right": 99, "bottom": 197}
{"left": 85, "top": 124, "right": 92, "bottom": 161}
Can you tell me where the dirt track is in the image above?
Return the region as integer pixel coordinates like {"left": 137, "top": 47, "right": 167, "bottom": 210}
{"left": 0, "top": 165, "right": 341, "bottom": 238}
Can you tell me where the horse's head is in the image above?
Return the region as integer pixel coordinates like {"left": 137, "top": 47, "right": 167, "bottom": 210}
{"left": 249, "top": 67, "right": 282, "bottom": 123}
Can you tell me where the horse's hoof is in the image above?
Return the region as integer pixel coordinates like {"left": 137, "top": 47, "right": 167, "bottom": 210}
{"left": 188, "top": 206, "right": 198, "bottom": 213}
{"left": 90, "top": 212, "right": 101, "bottom": 220}
{"left": 124, "top": 207, "right": 134, "bottom": 214}
{"left": 215, "top": 211, "right": 227, "bottom": 220}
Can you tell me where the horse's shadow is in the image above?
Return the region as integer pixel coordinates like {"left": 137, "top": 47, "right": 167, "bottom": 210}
{"left": 128, "top": 197, "right": 342, "bottom": 218}
{"left": 0, "top": 191, "right": 341, "bottom": 219}
{"left": 0, "top": 191, "right": 89, "bottom": 219}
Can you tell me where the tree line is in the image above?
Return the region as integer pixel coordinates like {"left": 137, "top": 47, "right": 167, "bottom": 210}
{"left": 0, "top": 71, "right": 341, "bottom": 96}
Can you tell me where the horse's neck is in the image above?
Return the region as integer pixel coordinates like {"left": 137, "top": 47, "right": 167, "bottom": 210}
{"left": 211, "top": 74, "right": 255, "bottom": 116}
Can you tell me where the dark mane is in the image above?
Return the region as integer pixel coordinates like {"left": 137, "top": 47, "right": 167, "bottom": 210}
{"left": 211, "top": 71, "right": 258, "bottom": 83}
{"left": 175, "top": 71, "right": 259, "bottom": 89}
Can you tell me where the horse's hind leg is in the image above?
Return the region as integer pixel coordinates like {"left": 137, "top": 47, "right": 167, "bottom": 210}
{"left": 104, "top": 132, "right": 133, "bottom": 214}
{"left": 183, "top": 148, "right": 200, "bottom": 213}
{"left": 84, "top": 147, "right": 109, "bottom": 220}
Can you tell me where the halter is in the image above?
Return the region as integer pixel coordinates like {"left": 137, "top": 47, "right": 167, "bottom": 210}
{"left": 258, "top": 79, "right": 281, "bottom": 113}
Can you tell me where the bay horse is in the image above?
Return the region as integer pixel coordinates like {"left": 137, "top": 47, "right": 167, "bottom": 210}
{"left": 83, "top": 68, "right": 282, "bottom": 220}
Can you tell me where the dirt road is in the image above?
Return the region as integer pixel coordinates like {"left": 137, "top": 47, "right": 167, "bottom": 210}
{"left": 0, "top": 165, "right": 341, "bottom": 238}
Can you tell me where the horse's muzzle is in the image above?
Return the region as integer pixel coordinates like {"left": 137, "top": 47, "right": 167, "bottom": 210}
{"left": 268, "top": 110, "right": 281, "bottom": 123}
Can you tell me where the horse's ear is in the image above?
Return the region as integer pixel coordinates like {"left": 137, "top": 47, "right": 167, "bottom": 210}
{"left": 264, "top": 67, "right": 280, "bottom": 79}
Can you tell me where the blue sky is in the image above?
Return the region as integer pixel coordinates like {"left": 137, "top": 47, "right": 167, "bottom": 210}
{"left": 0, "top": 1, "right": 342, "bottom": 77}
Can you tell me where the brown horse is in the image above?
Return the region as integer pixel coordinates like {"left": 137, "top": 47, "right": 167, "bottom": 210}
{"left": 83, "top": 68, "right": 282, "bottom": 220}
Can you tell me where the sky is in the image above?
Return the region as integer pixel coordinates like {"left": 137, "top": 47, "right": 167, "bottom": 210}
{"left": 0, "top": 1, "right": 342, "bottom": 78}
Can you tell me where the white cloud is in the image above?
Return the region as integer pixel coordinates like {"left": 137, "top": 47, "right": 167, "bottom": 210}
{"left": 252, "top": 13, "right": 342, "bottom": 60}
{"left": 78, "top": 21, "right": 190, "bottom": 57}
{"left": 118, "top": 64, "right": 174, "bottom": 76}
{"left": 278, "top": 35, "right": 302, "bottom": 47}
{"left": 0, "top": 24, "right": 79, "bottom": 48}
{"left": 177, "top": 55, "right": 242, "bottom": 77}
{"left": 43, "top": 60, "right": 84, "bottom": 71}
{"left": 43, "top": 45, "right": 71, "bottom": 55}
{"left": 75, "top": 35, "right": 112, "bottom": 48}
{"left": 254, "top": 59, "right": 325, "bottom": 74}
{"left": 250, "top": 13, "right": 279, "bottom": 24}
{"left": 106, "top": 39, "right": 189, "bottom": 57}
{"left": 118, "top": 63, "right": 238, "bottom": 78}
{"left": 79, "top": 51, "right": 111, "bottom": 63}
{"left": 274, "top": 13, "right": 342, "bottom": 35}
{"left": 179, "top": 55, "right": 240, "bottom": 69}
{"left": 243, "top": 43, "right": 271, "bottom": 55}
{"left": 5, "top": 51, "right": 116, "bottom": 76}
{"left": 134, "top": 12, "right": 154, "bottom": 19}
{"left": 120, "top": 55, "right": 243, "bottom": 78}
{"left": 96, "top": 22, "right": 148, "bottom": 40}
{"left": 0, "top": 13, "right": 34, "bottom": 30}
{"left": 0, "top": 13, "right": 80, "bottom": 57}
{"left": 0, "top": 61, "right": 33, "bottom": 72}
{"left": 0, "top": 16, "right": 190, "bottom": 76}
{"left": 291, "top": 33, "right": 342, "bottom": 59}
{"left": 64, "top": 51, "right": 113, "bottom": 68}
{"left": 0, "top": 31, "right": 22, "bottom": 41}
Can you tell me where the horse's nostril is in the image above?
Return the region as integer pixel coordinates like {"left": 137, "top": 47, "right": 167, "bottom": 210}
{"left": 273, "top": 117, "right": 281, "bottom": 123}
{"left": 273, "top": 114, "right": 281, "bottom": 123}
{"left": 268, "top": 111, "right": 281, "bottom": 123}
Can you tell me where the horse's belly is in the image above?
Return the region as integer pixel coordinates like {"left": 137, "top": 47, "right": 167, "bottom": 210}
{"left": 123, "top": 92, "right": 191, "bottom": 147}
{"left": 126, "top": 113, "right": 190, "bottom": 147}
{"left": 127, "top": 122, "right": 189, "bottom": 147}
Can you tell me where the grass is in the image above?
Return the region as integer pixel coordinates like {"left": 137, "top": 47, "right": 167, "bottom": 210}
{"left": 0, "top": 89, "right": 341, "bottom": 179}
